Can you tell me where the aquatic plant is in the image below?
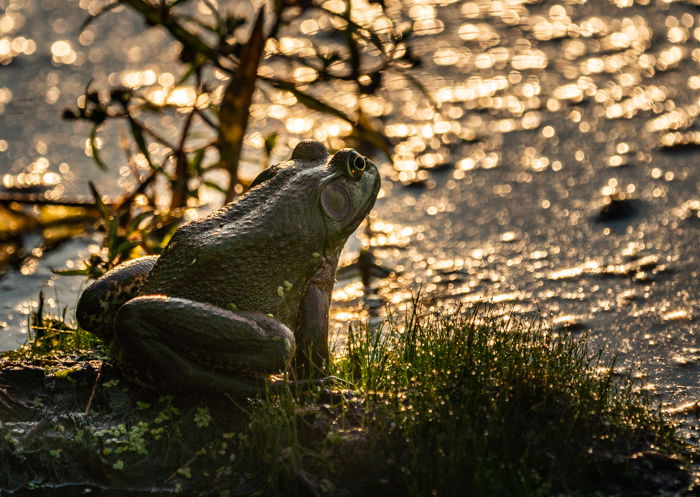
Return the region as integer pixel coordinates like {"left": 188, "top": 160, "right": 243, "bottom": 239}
{"left": 54, "top": 0, "right": 419, "bottom": 276}
{"left": 71, "top": 0, "right": 401, "bottom": 200}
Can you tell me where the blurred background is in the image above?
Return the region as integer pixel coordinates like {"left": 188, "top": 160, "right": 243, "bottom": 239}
{"left": 0, "top": 0, "right": 698, "bottom": 403}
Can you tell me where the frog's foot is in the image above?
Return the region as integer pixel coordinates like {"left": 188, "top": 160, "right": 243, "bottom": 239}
{"left": 113, "top": 295, "right": 296, "bottom": 394}
{"left": 76, "top": 256, "right": 158, "bottom": 342}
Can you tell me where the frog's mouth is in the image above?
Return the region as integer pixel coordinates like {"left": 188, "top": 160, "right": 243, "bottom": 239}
{"left": 354, "top": 170, "right": 381, "bottom": 224}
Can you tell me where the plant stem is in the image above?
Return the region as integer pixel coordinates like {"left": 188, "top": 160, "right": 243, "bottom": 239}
{"left": 219, "top": 8, "right": 267, "bottom": 202}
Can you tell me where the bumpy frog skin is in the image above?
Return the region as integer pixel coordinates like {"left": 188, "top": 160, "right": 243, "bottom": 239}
{"left": 76, "top": 140, "right": 380, "bottom": 393}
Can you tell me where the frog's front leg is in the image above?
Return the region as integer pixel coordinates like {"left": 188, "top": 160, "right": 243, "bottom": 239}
{"left": 113, "top": 295, "right": 296, "bottom": 393}
{"left": 76, "top": 256, "right": 158, "bottom": 342}
{"left": 294, "top": 285, "right": 330, "bottom": 377}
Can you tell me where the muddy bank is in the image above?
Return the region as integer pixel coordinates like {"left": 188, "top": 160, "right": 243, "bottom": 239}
{"left": 0, "top": 309, "right": 697, "bottom": 497}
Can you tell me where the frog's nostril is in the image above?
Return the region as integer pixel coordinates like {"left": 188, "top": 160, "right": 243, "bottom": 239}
{"left": 354, "top": 156, "right": 366, "bottom": 170}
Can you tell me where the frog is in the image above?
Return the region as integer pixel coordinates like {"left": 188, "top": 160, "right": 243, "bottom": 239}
{"left": 76, "top": 140, "right": 380, "bottom": 393}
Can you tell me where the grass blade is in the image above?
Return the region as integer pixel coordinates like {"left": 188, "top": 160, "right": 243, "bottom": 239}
{"left": 88, "top": 181, "right": 111, "bottom": 222}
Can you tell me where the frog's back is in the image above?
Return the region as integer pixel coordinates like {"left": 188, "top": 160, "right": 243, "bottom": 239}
{"left": 139, "top": 165, "right": 327, "bottom": 325}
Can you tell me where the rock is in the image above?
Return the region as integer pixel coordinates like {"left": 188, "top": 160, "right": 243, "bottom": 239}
{"left": 596, "top": 195, "right": 639, "bottom": 222}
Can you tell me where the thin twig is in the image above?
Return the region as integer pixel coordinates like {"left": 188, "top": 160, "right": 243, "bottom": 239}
{"left": 200, "top": 0, "right": 222, "bottom": 26}
{"left": 84, "top": 361, "right": 104, "bottom": 416}
{"left": 0, "top": 193, "right": 103, "bottom": 208}
{"left": 122, "top": 0, "right": 224, "bottom": 68}
{"left": 194, "top": 108, "right": 218, "bottom": 130}
{"left": 131, "top": 115, "right": 178, "bottom": 151}
{"left": 186, "top": 138, "right": 217, "bottom": 154}
{"left": 114, "top": 170, "right": 158, "bottom": 211}
{"left": 178, "top": 100, "right": 198, "bottom": 150}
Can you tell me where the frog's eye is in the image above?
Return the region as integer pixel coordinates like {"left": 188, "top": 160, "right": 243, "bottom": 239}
{"left": 346, "top": 152, "right": 366, "bottom": 181}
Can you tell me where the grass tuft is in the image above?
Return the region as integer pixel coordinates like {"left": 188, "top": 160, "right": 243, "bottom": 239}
{"left": 1, "top": 313, "right": 103, "bottom": 366}
{"left": 245, "top": 303, "right": 685, "bottom": 496}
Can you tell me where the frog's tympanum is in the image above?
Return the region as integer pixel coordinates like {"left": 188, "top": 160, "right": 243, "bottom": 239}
{"left": 76, "top": 140, "right": 380, "bottom": 393}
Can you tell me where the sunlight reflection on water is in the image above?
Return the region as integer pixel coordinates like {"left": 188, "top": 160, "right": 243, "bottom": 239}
{"left": 0, "top": 0, "right": 698, "bottom": 404}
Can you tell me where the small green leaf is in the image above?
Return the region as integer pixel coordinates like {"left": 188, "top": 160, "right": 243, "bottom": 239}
{"left": 89, "top": 126, "right": 108, "bottom": 171}
{"left": 51, "top": 268, "right": 90, "bottom": 276}
{"left": 193, "top": 406, "right": 212, "bottom": 428}
{"left": 176, "top": 466, "right": 192, "bottom": 479}
{"left": 264, "top": 132, "right": 278, "bottom": 157}
{"left": 189, "top": 147, "right": 206, "bottom": 173}
{"left": 203, "top": 180, "right": 227, "bottom": 194}
{"left": 127, "top": 117, "right": 159, "bottom": 172}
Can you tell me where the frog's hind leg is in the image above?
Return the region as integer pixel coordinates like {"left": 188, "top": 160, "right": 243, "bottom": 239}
{"left": 76, "top": 256, "right": 158, "bottom": 342}
{"left": 113, "top": 296, "right": 296, "bottom": 394}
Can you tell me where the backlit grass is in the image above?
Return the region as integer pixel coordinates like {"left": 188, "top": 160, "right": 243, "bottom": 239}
{"left": 245, "top": 304, "right": 686, "bottom": 496}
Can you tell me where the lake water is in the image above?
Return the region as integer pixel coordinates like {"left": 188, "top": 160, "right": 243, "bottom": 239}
{"left": 0, "top": 0, "right": 698, "bottom": 407}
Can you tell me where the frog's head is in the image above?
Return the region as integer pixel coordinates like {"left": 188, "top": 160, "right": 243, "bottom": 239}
{"left": 318, "top": 147, "right": 381, "bottom": 254}
{"left": 248, "top": 140, "right": 381, "bottom": 259}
